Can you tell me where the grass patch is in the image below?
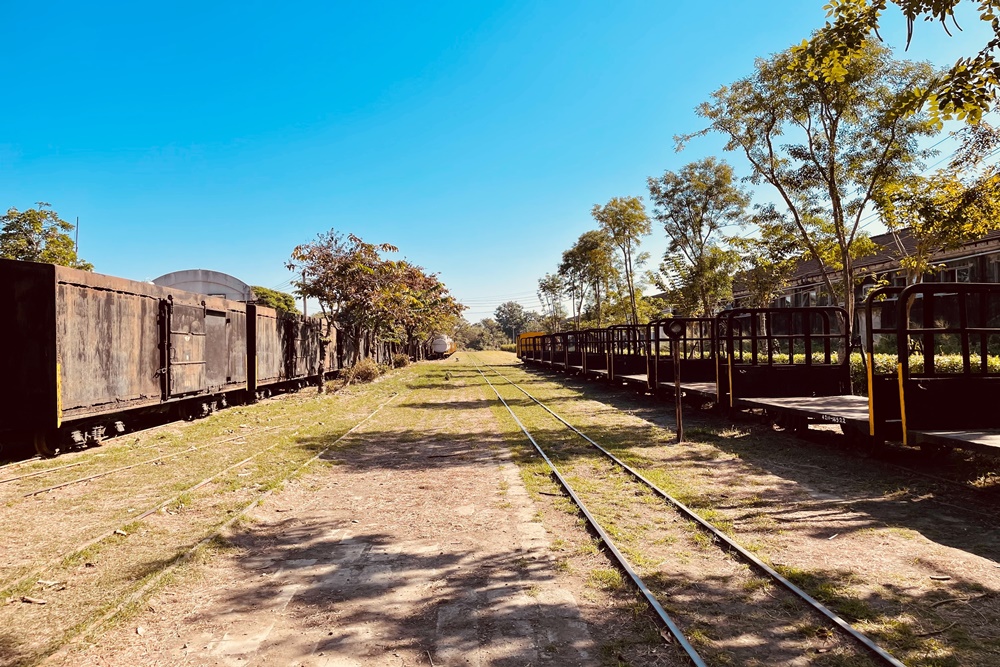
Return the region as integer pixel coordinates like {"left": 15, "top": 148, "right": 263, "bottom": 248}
{"left": 587, "top": 567, "right": 625, "bottom": 591}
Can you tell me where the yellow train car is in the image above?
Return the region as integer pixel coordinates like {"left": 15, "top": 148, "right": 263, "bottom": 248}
{"left": 516, "top": 331, "right": 545, "bottom": 358}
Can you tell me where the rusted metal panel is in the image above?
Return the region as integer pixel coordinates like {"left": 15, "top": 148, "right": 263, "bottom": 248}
{"left": 0, "top": 259, "right": 58, "bottom": 431}
{"left": 168, "top": 303, "right": 207, "bottom": 396}
{"left": 254, "top": 307, "right": 285, "bottom": 384}
{"left": 205, "top": 310, "right": 229, "bottom": 390}
{"left": 57, "top": 282, "right": 162, "bottom": 412}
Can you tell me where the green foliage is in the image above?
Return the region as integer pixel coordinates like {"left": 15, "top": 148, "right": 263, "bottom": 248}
{"left": 537, "top": 273, "right": 566, "bottom": 332}
{"left": 647, "top": 158, "right": 748, "bottom": 316}
{"left": 876, "top": 122, "right": 1000, "bottom": 282}
{"left": 558, "top": 230, "right": 618, "bottom": 328}
{"left": 592, "top": 196, "right": 650, "bottom": 325}
{"left": 251, "top": 286, "right": 299, "bottom": 313}
{"left": 729, "top": 221, "right": 802, "bottom": 308}
{"left": 288, "top": 231, "right": 464, "bottom": 363}
{"left": 500, "top": 343, "right": 517, "bottom": 353}
{"left": 793, "top": 0, "right": 1000, "bottom": 123}
{"left": 0, "top": 203, "right": 93, "bottom": 270}
{"left": 453, "top": 318, "right": 509, "bottom": 350}
{"left": 685, "top": 40, "right": 938, "bottom": 322}
{"left": 494, "top": 301, "right": 532, "bottom": 337}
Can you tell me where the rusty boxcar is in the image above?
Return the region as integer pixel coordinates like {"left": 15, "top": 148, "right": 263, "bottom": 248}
{"left": 0, "top": 258, "right": 334, "bottom": 457}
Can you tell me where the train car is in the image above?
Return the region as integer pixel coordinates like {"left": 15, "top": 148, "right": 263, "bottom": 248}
{"left": 0, "top": 258, "right": 335, "bottom": 458}
{"left": 248, "top": 305, "right": 326, "bottom": 396}
{"left": 429, "top": 334, "right": 457, "bottom": 359}
{"left": 517, "top": 286, "right": 1000, "bottom": 458}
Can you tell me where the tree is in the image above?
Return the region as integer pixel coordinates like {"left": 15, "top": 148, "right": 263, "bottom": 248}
{"left": 494, "top": 301, "right": 531, "bottom": 340}
{"left": 537, "top": 273, "right": 566, "bottom": 332}
{"left": 463, "top": 318, "right": 508, "bottom": 350}
{"left": 647, "top": 158, "right": 749, "bottom": 315}
{"left": 288, "top": 231, "right": 399, "bottom": 365}
{"left": 251, "top": 286, "right": 300, "bottom": 313}
{"left": 683, "top": 41, "right": 938, "bottom": 326}
{"left": 558, "top": 231, "right": 618, "bottom": 329}
{"left": 0, "top": 203, "right": 92, "bottom": 270}
{"left": 729, "top": 222, "right": 803, "bottom": 308}
{"left": 875, "top": 122, "right": 1000, "bottom": 282}
{"left": 382, "top": 261, "right": 465, "bottom": 358}
{"left": 591, "top": 197, "right": 650, "bottom": 325}
{"left": 794, "top": 0, "right": 1000, "bottom": 123}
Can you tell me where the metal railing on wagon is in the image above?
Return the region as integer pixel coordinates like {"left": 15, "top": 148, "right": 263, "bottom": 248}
{"left": 894, "top": 283, "right": 1000, "bottom": 454}
{"left": 645, "top": 317, "right": 717, "bottom": 395}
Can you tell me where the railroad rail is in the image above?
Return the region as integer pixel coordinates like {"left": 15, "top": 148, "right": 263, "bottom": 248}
{"left": 472, "top": 354, "right": 906, "bottom": 667}
{"left": 0, "top": 390, "right": 405, "bottom": 665}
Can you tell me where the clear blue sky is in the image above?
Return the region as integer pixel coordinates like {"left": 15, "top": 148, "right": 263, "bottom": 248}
{"left": 3, "top": 1, "right": 990, "bottom": 321}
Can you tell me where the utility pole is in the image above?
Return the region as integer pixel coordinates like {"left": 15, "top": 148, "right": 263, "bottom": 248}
{"left": 302, "top": 270, "right": 307, "bottom": 317}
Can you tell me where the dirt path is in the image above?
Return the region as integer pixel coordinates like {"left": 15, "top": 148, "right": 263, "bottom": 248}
{"left": 52, "top": 357, "right": 632, "bottom": 667}
{"left": 34, "top": 351, "right": 1000, "bottom": 666}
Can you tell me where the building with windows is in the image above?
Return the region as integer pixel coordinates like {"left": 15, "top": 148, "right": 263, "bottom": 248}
{"left": 734, "top": 229, "right": 1000, "bottom": 310}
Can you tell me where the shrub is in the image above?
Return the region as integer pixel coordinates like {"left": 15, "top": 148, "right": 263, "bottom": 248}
{"left": 500, "top": 343, "right": 517, "bottom": 353}
{"left": 343, "top": 357, "right": 385, "bottom": 384}
{"left": 391, "top": 353, "right": 410, "bottom": 368}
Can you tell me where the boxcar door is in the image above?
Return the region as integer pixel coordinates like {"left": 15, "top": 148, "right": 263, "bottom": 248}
{"left": 204, "top": 309, "right": 229, "bottom": 391}
{"left": 166, "top": 300, "right": 207, "bottom": 397}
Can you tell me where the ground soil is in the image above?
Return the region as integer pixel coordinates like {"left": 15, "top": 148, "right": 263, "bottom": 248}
{"left": 12, "top": 351, "right": 1000, "bottom": 666}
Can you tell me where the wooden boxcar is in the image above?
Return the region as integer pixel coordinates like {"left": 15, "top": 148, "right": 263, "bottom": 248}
{"left": 0, "top": 259, "right": 334, "bottom": 457}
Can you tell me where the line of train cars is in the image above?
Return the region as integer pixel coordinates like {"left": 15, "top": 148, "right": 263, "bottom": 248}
{"left": 519, "top": 282, "right": 1000, "bottom": 457}
{"left": 0, "top": 258, "right": 336, "bottom": 458}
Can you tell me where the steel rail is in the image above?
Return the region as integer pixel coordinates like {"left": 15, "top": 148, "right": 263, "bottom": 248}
{"left": 482, "top": 358, "right": 907, "bottom": 667}
{"left": 472, "top": 358, "right": 707, "bottom": 667}
{"left": 42, "top": 389, "right": 406, "bottom": 662}
{"left": 18, "top": 427, "right": 282, "bottom": 497}
{"left": 2, "top": 428, "right": 278, "bottom": 487}
{"left": 1, "top": 392, "right": 401, "bottom": 603}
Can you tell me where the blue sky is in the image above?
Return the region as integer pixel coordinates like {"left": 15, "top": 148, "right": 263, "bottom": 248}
{"left": 3, "top": 1, "right": 991, "bottom": 321}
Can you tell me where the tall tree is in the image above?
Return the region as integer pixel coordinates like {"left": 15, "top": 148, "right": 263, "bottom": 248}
{"left": 0, "top": 203, "right": 92, "bottom": 270}
{"left": 647, "top": 158, "right": 749, "bottom": 315}
{"left": 288, "top": 231, "right": 399, "bottom": 364}
{"left": 494, "top": 301, "right": 531, "bottom": 340}
{"left": 683, "top": 41, "right": 937, "bottom": 325}
{"left": 591, "top": 197, "right": 650, "bottom": 325}
{"left": 537, "top": 273, "right": 566, "bottom": 332}
{"left": 558, "top": 230, "right": 617, "bottom": 329}
{"left": 795, "top": 0, "right": 1000, "bottom": 122}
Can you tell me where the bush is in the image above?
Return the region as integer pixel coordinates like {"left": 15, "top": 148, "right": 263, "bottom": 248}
{"left": 500, "top": 343, "right": 516, "bottom": 353}
{"left": 391, "top": 353, "right": 410, "bottom": 368}
{"left": 343, "top": 357, "right": 385, "bottom": 384}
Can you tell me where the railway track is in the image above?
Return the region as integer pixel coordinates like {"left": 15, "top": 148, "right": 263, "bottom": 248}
{"left": 0, "top": 389, "right": 404, "bottom": 667}
{"left": 472, "top": 354, "right": 906, "bottom": 667}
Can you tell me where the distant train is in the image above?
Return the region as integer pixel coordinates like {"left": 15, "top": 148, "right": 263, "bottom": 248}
{"left": 519, "top": 283, "right": 1000, "bottom": 458}
{"left": 429, "top": 335, "right": 457, "bottom": 359}
{"left": 0, "top": 258, "right": 336, "bottom": 457}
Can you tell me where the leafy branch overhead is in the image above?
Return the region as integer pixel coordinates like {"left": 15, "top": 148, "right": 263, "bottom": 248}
{"left": 794, "top": 0, "right": 1000, "bottom": 123}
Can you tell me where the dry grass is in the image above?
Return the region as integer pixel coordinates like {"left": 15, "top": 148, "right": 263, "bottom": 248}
{"left": 483, "top": 353, "right": 1000, "bottom": 667}
{"left": 0, "top": 369, "right": 414, "bottom": 667}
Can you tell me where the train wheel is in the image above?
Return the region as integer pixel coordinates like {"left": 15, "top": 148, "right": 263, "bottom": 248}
{"left": 919, "top": 441, "right": 949, "bottom": 459}
{"left": 33, "top": 430, "right": 60, "bottom": 458}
